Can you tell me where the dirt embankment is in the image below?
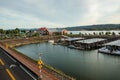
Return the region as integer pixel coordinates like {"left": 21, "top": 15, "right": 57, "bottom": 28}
{"left": 1, "top": 36, "right": 62, "bottom": 47}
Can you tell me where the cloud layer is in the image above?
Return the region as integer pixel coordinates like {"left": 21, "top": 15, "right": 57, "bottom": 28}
{"left": 0, "top": 0, "right": 120, "bottom": 29}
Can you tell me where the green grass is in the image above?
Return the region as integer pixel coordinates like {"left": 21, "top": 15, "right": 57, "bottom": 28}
{"left": 43, "top": 63, "right": 75, "bottom": 80}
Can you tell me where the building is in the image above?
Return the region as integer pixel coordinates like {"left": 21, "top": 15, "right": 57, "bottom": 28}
{"left": 38, "top": 27, "right": 49, "bottom": 35}
{"left": 75, "top": 38, "right": 107, "bottom": 50}
{"left": 61, "top": 29, "right": 68, "bottom": 35}
{"left": 38, "top": 27, "right": 68, "bottom": 35}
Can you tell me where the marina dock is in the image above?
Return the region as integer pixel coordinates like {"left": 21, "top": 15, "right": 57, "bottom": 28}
{"left": 98, "top": 40, "right": 120, "bottom": 55}
{"left": 74, "top": 38, "right": 107, "bottom": 50}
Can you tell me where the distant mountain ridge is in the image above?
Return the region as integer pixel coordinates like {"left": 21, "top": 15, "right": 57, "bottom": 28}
{"left": 65, "top": 24, "right": 120, "bottom": 31}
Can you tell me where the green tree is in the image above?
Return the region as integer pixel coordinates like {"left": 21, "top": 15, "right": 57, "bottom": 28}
{"left": 70, "top": 32, "right": 72, "bottom": 34}
{"left": 93, "top": 32, "right": 96, "bottom": 35}
{"left": 112, "top": 32, "right": 116, "bottom": 35}
{"left": 101, "top": 32, "right": 104, "bottom": 35}
{"left": 0, "top": 29, "right": 4, "bottom": 34}
{"left": 14, "top": 28, "right": 20, "bottom": 34}
{"left": 99, "top": 32, "right": 102, "bottom": 35}
{"left": 105, "top": 32, "right": 111, "bottom": 35}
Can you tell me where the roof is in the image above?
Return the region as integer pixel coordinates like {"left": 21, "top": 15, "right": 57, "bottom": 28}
{"left": 39, "top": 27, "right": 48, "bottom": 31}
{"left": 76, "top": 38, "right": 106, "bottom": 44}
{"left": 105, "top": 40, "right": 120, "bottom": 46}
{"left": 65, "top": 37, "right": 84, "bottom": 41}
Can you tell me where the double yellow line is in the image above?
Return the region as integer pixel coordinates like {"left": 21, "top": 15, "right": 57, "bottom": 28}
{"left": 6, "top": 69, "right": 16, "bottom": 80}
{"left": 0, "top": 59, "right": 5, "bottom": 65}
{"left": 0, "top": 59, "right": 16, "bottom": 80}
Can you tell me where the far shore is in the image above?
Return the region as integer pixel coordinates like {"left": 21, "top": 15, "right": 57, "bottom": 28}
{"left": 1, "top": 35, "right": 62, "bottom": 47}
{"left": 1, "top": 35, "right": 120, "bottom": 48}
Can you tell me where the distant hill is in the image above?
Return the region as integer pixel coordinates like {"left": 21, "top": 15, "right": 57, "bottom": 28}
{"left": 65, "top": 24, "right": 120, "bottom": 31}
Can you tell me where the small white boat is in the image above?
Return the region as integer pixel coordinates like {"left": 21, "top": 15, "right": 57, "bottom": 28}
{"left": 98, "top": 47, "right": 120, "bottom": 55}
{"left": 52, "top": 43, "right": 57, "bottom": 45}
{"left": 98, "top": 47, "right": 111, "bottom": 54}
{"left": 48, "top": 40, "right": 54, "bottom": 44}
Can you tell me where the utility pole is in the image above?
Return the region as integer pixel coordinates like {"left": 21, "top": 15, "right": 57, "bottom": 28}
{"left": 38, "top": 53, "right": 43, "bottom": 80}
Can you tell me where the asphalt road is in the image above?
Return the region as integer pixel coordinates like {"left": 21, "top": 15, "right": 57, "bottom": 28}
{"left": 0, "top": 48, "right": 38, "bottom": 80}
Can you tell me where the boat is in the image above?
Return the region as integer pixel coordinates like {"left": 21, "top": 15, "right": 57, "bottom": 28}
{"left": 52, "top": 43, "right": 57, "bottom": 45}
{"left": 98, "top": 47, "right": 120, "bottom": 55}
{"left": 48, "top": 40, "right": 54, "bottom": 44}
{"left": 68, "top": 45, "right": 76, "bottom": 49}
{"left": 98, "top": 40, "right": 120, "bottom": 55}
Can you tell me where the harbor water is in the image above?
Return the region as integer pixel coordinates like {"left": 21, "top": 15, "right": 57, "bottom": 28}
{"left": 16, "top": 43, "right": 120, "bottom": 80}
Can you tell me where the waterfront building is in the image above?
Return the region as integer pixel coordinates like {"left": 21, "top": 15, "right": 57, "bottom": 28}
{"left": 38, "top": 27, "right": 68, "bottom": 35}
{"left": 75, "top": 38, "right": 107, "bottom": 50}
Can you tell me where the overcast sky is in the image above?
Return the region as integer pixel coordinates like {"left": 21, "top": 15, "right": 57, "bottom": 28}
{"left": 0, "top": 0, "right": 120, "bottom": 29}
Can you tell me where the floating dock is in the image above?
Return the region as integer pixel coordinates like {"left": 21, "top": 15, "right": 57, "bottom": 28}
{"left": 98, "top": 40, "right": 120, "bottom": 55}
{"left": 64, "top": 37, "right": 84, "bottom": 45}
{"left": 75, "top": 38, "right": 107, "bottom": 50}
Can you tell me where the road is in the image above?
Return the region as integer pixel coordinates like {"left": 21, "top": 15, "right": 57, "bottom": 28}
{"left": 0, "top": 48, "right": 38, "bottom": 80}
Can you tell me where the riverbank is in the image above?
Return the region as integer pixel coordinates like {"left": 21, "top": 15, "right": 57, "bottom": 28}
{"left": 1, "top": 36, "right": 61, "bottom": 47}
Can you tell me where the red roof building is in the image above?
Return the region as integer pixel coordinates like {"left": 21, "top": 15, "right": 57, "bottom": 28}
{"left": 38, "top": 27, "right": 68, "bottom": 35}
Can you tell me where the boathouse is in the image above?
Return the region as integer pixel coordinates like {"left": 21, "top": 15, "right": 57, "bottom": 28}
{"left": 75, "top": 38, "right": 107, "bottom": 50}
{"left": 64, "top": 37, "right": 84, "bottom": 45}
{"left": 98, "top": 40, "right": 120, "bottom": 55}
{"left": 105, "top": 40, "right": 120, "bottom": 51}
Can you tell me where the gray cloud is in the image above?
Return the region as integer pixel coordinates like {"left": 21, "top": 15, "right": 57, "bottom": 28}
{"left": 0, "top": 0, "right": 120, "bottom": 29}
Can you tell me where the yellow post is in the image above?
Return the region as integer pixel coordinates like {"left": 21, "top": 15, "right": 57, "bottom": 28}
{"left": 38, "top": 65, "right": 42, "bottom": 69}
{"left": 6, "top": 44, "right": 8, "bottom": 49}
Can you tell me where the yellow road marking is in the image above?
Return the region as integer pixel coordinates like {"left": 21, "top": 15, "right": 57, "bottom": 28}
{"left": 6, "top": 69, "right": 16, "bottom": 80}
{"left": 0, "top": 59, "right": 5, "bottom": 65}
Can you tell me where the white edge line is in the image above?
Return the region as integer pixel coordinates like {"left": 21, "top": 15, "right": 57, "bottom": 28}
{"left": 20, "top": 65, "right": 37, "bottom": 80}
{"left": 1, "top": 49, "right": 17, "bottom": 62}
{"left": 1, "top": 48, "right": 37, "bottom": 80}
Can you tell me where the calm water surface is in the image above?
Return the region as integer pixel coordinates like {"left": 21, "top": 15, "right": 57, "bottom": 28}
{"left": 16, "top": 43, "right": 120, "bottom": 80}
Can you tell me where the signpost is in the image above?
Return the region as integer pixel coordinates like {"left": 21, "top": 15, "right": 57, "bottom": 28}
{"left": 38, "top": 53, "right": 43, "bottom": 80}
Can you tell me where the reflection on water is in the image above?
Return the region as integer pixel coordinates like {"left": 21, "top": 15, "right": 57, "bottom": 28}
{"left": 16, "top": 43, "right": 120, "bottom": 80}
